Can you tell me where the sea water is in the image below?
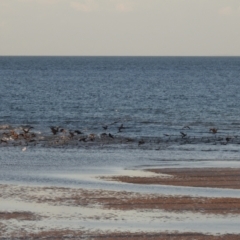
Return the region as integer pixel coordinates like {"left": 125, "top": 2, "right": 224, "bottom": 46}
{"left": 1, "top": 57, "right": 240, "bottom": 136}
{"left": 1, "top": 56, "right": 240, "bottom": 186}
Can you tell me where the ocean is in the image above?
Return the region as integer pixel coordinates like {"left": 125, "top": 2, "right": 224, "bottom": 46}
{"left": 1, "top": 56, "right": 240, "bottom": 186}
{"left": 1, "top": 57, "right": 240, "bottom": 135}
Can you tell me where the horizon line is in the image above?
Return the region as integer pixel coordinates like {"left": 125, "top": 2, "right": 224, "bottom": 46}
{"left": 1, "top": 55, "right": 240, "bottom": 57}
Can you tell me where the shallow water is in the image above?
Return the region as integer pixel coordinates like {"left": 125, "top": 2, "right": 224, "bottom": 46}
{"left": 2, "top": 197, "right": 240, "bottom": 235}
{"left": 1, "top": 147, "right": 240, "bottom": 236}
{"left": 1, "top": 147, "right": 240, "bottom": 198}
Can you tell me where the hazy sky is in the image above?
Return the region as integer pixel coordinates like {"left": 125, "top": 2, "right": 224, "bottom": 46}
{"left": 0, "top": 0, "right": 240, "bottom": 56}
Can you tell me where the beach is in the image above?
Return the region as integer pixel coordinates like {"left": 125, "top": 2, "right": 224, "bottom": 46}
{"left": 1, "top": 164, "right": 240, "bottom": 239}
{"left": 1, "top": 127, "right": 240, "bottom": 239}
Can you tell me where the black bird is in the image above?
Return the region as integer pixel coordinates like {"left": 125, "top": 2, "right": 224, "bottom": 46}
{"left": 138, "top": 139, "right": 145, "bottom": 146}
{"left": 50, "top": 126, "right": 59, "bottom": 135}
{"left": 102, "top": 125, "right": 108, "bottom": 130}
{"left": 108, "top": 133, "right": 114, "bottom": 139}
{"left": 126, "top": 138, "right": 134, "bottom": 142}
{"left": 182, "top": 125, "right": 191, "bottom": 129}
{"left": 22, "top": 126, "right": 33, "bottom": 134}
{"left": 226, "top": 137, "right": 232, "bottom": 142}
{"left": 118, "top": 124, "right": 124, "bottom": 132}
{"left": 74, "top": 130, "right": 83, "bottom": 135}
{"left": 79, "top": 137, "right": 87, "bottom": 142}
{"left": 180, "top": 132, "right": 187, "bottom": 138}
{"left": 69, "top": 131, "right": 75, "bottom": 138}
{"left": 209, "top": 128, "right": 218, "bottom": 134}
{"left": 31, "top": 133, "right": 36, "bottom": 138}
{"left": 88, "top": 134, "right": 95, "bottom": 141}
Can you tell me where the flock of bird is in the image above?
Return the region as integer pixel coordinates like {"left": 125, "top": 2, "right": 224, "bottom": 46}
{"left": 1, "top": 126, "right": 36, "bottom": 143}
{"left": 0, "top": 122, "right": 128, "bottom": 148}
{"left": 0, "top": 123, "right": 237, "bottom": 150}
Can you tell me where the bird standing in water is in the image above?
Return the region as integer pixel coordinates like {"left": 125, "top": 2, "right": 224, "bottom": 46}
{"left": 74, "top": 130, "right": 83, "bottom": 135}
{"left": 209, "top": 128, "right": 218, "bottom": 134}
{"left": 118, "top": 124, "right": 124, "bottom": 132}
{"left": 138, "top": 139, "right": 145, "bottom": 146}
{"left": 50, "top": 126, "right": 59, "bottom": 135}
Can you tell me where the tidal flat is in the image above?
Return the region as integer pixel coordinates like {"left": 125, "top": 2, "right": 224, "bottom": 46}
{"left": 1, "top": 146, "right": 240, "bottom": 239}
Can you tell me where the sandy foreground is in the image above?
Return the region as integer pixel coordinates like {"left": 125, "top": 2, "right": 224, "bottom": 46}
{"left": 1, "top": 168, "right": 240, "bottom": 239}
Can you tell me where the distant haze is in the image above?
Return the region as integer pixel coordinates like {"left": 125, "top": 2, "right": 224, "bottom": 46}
{"left": 0, "top": 0, "right": 240, "bottom": 56}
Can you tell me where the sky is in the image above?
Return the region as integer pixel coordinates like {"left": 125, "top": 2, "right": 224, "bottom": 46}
{"left": 0, "top": 0, "right": 240, "bottom": 56}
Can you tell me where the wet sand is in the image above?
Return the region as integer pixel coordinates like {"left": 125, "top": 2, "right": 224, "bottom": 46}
{"left": 1, "top": 167, "right": 240, "bottom": 239}
{"left": 0, "top": 211, "right": 40, "bottom": 221}
{"left": 1, "top": 229, "right": 240, "bottom": 240}
{"left": 105, "top": 168, "right": 240, "bottom": 189}
{"left": 2, "top": 184, "right": 240, "bottom": 215}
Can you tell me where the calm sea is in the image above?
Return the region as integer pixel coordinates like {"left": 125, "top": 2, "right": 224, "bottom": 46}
{"left": 1, "top": 56, "right": 240, "bottom": 186}
{"left": 1, "top": 56, "right": 240, "bottom": 138}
